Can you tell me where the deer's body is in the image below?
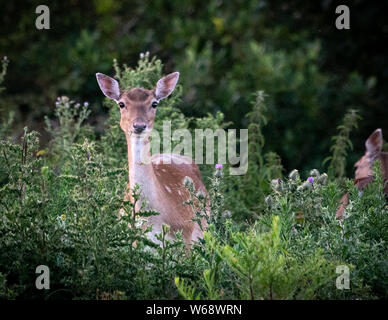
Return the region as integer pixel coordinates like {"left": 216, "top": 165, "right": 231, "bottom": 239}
{"left": 127, "top": 138, "right": 207, "bottom": 245}
{"left": 97, "top": 72, "right": 208, "bottom": 248}
{"left": 336, "top": 128, "right": 388, "bottom": 218}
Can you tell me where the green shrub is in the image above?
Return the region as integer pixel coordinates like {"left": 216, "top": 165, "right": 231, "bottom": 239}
{"left": 0, "top": 55, "right": 385, "bottom": 300}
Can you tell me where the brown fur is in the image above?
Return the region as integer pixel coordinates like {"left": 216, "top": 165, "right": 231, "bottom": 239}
{"left": 149, "top": 155, "right": 208, "bottom": 246}
{"left": 126, "top": 88, "right": 150, "bottom": 102}
{"left": 336, "top": 128, "right": 388, "bottom": 218}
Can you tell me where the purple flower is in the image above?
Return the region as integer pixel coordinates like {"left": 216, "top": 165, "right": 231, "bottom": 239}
{"left": 216, "top": 164, "right": 223, "bottom": 170}
{"left": 55, "top": 102, "right": 59, "bottom": 105}
{"left": 3, "top": 56, "right": 7, "bottom": 61}
{"left": 307, "top": 177, "right": 314, "bottom": 184}
{"left": 56, "top": 97, "right": 61, "bottom": 101}
{"left": 84, "top": 102, "right": 89, "bottom": 107}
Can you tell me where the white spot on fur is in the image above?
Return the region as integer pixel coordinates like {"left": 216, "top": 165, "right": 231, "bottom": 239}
{"left": 165, "top": 185, "right": 172, "bottom": 193}
{"left": 119, "top": 208, "right": 125, "bottom": 217}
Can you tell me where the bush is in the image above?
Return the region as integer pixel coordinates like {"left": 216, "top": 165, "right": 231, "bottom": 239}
{"left": 0, "top": 56, "right": 385, "bottom": 300}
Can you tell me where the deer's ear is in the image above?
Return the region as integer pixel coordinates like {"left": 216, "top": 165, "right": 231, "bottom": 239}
{"left": 155, "top": 72, "right": 179, "bottom": 100}
{"left": 365, "top": 128, "right": 383, "bottom": 155}
{"left": 96, "top": 73, "right": 121, "bottom": 101}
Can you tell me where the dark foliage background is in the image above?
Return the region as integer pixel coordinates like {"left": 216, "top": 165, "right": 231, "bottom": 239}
{"left": 1, "top": 1, "right": 388, "bottom": 300}
{"left": 0, "top": 0, "right": 387, "bottom": 175}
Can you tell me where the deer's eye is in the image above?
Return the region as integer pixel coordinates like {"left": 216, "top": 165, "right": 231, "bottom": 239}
{"left": 118, "top": 102, "right": 125, "bottom": 108}
{"left": 152, "top": 101, "right": 158, "bottom": 108}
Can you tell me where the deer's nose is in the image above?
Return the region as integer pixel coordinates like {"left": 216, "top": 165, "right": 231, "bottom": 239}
{"left": 133, "top": 122, "right": 147, "bottom": 133}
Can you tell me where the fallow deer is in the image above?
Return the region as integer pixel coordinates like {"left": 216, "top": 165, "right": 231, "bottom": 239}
{"left": 336, "top": 128, "right": 388, "bottom": 218}
{"left": 96, "top": 71, "right": 208, "bottom": 248}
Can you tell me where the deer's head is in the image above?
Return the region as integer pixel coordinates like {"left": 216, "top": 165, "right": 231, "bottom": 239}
{"left": 96, "top": 72, "right": 179, "bottom": 136}
{"left": 354, "top": 128, "right": 388, "bottom": 195}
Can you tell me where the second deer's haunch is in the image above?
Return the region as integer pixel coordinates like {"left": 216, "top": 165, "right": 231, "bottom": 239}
{"left": 336, "top": 128, "right": 388, "bottom": 218}
{"left": 96, "top": 71, "right": 208, "bottom": 248}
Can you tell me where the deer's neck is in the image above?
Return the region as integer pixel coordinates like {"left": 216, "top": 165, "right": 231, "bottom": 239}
{"left": 126, "top": 134, "right": 158, "bottom": 198}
